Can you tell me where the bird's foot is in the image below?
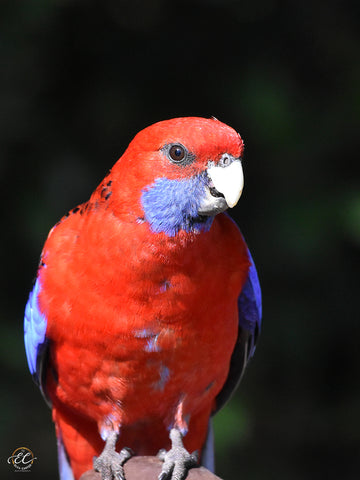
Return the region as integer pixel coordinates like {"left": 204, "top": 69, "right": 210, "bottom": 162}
{"left": 157, "top": 428, "right": 198, "bottom": 480}
{"left": 93, "top": 431, "right": 133, "bottom": 480}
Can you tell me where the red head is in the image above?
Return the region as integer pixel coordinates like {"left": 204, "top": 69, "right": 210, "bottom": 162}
{"left": 95, "top": 117, "right": 245, "bottom": 236}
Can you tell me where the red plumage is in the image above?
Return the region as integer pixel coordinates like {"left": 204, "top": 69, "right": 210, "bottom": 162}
{"left": 32, "top": 117, "right": 252, "bottom": 479}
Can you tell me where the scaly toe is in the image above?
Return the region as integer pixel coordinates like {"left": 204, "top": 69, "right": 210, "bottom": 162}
{"left": 94, "top": 448, "right": 133, "bottom": 480}
{"left": 158, "top": 446, "right": 198, "bottom": 480}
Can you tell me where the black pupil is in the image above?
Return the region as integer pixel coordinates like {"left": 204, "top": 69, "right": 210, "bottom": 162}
{"left": 170, "top": 145, "right": 185, "bottom": 161}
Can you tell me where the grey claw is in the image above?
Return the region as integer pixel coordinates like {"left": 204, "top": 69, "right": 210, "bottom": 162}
{"left": 119, "top": 447, "right": 134, "bottom": 462}
{"left": 159, "top": 471, "right": 170, "bottom": 480}
{"left": 157, "top": 448, "right": 167, "bottom": 461}
{"left": 190, "top": 450, "right": 199, "bottom": 463}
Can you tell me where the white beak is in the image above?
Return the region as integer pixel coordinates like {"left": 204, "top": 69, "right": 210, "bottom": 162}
{"left": 207, "top": 159, "right": 244, "bottom": 208}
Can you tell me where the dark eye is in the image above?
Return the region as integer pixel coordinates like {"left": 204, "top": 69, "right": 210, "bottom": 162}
{"left": 169, "top": 144, "right": 186, "bottom": 162}
{"left": 164, "top": 143, "right": 195, "bottom": 166}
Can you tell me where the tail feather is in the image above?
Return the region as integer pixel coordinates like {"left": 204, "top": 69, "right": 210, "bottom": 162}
{"left": 57, "top": 432, "right": 75, "bottom": 480}
{"left": 200, "top": 419, "right": 215, "bottom": 472}
{"left": 53, "top": 408, "right": 101, "bottom": 480}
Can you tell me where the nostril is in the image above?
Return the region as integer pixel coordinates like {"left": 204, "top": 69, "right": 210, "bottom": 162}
{"left": 209, "top": 186, "right": 225, "bottom": 198}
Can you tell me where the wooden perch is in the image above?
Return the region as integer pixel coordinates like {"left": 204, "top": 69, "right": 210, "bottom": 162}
{"left": 80, "top": 456, "right": 222, "bottom": 480}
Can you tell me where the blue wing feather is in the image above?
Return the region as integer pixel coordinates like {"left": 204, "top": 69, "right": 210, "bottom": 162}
{"left": 24, "top": 277, "right": 70, "bottom": 475}
{"left": 238, "top": 248, "right": 262, "bottom": 358}
{"left": 24, "top": 277, "right": 48, "bottom": 383}
{"left": 214, "top": 246, "right": 262, "bottom": 413}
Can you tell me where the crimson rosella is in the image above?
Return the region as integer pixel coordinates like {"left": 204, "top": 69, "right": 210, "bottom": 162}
{"left": 24, "top": 117, "right": 262, "bottom": 480}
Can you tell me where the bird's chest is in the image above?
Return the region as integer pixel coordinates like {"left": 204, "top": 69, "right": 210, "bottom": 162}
{"left": 46, "top": 218, "right": 245, "bottom": 425}
{"left": 90, "top": 229, "right": 242, "bottom": 420}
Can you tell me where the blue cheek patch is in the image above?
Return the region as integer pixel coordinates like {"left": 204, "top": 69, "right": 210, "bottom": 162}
{"left": 141, "top": 174, "right": 213, "bottom": 236}
{"left": 24, "top": 277, "right": 48, "bottom": 378}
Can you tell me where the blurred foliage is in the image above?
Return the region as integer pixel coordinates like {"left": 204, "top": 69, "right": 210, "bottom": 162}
{"left": 1, "top": 1, "right": 359, "bottom": 479}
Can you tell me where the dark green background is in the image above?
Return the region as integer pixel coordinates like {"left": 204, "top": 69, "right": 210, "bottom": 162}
{"left": 1, "top": 1, "right": 359, "bottom": 479}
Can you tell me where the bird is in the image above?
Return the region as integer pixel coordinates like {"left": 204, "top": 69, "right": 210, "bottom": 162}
{"left": 24, "top": 116, "right": 262, "bottom": 480}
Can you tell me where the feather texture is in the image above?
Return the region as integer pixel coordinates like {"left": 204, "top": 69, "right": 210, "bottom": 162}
{"left": 24, "top": 117, "right": 261, "bottom": 480}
